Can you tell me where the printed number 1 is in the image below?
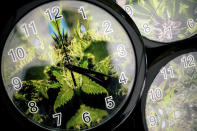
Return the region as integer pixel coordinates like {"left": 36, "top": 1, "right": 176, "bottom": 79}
{"left": 78, "top": 7, "right": 87, "bottom": 20}
{"left": 160, "top": 66, "right": 174, "bottom": 80}
{"left": 21, "top": 21, "right": 37, "bottom": 37}
{"left": 119, "top": 72, "right": 128, "bottom": 84}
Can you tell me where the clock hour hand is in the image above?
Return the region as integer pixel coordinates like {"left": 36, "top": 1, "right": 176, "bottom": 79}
{"left": 64, "top": 64, "right": 112, "bottom": 83}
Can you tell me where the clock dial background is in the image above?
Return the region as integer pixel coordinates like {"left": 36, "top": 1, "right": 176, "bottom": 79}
{"left": 1, "top": 1, "right": 136, "bottom": 130}
{"left": 116, "top": 0, "right": 197, "bottom": 43}
{"left": 145, "top": 52, "right": 197, "bottom": 131}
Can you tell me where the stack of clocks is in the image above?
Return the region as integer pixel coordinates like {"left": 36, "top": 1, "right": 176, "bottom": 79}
{"left": 0, "top": 0, "right": 196, "bottom": 130}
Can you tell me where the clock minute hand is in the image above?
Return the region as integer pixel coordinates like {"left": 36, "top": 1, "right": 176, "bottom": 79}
{"left": 64, "top": 64, "right": 112, "bottom": 82}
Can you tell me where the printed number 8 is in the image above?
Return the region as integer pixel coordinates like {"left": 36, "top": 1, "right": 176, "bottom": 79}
{"left": 28, "top": 101, "right": 39, "bottom": 114}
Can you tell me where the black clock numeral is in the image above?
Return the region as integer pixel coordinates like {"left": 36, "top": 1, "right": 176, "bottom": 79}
{"left": 78, "top": 6, "right": 87, "bottom": 20}
{"left": 21, "top": 21, "right": 37, "bottom": 37}
{"left": 105, "top": 96, "right": 115, "bottom": 109}
{"left": 28, "top": 101, "right": 39, "bottom": 114}
{"left": 11, "top": 77, "right": 22, "bottom": 90}
{"left": 160, "top": 66, "right": 174, "bottom": 80}
{"left": 119, "top": 72, "right": 128, "bottom": 84}
{"left": 142, "top": 23, "right": 151, "bottom": 34}
{"left": 53, "top": 112, "right": 62, "bottom": 127}
{"left": 181, "top": 55, "right": 196, "bottom": 68}
{"left": 8, "top": 47, "right": 26, "bottom": 62}
{"left": 45, "top": 6, "right": 63, "bottom": 21}
{"left": 82, "top": 112, "right": 91, "bottom": 124}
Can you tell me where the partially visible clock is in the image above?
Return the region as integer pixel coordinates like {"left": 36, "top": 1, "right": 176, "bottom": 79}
{"left": 141, "top": 39, "right": 197, "bottom": 131}
{"left": 116, "top": 0, "right": 197, "bottom": 45}
{"left": 0, "top": 0, "right": 145, "bottom": 130}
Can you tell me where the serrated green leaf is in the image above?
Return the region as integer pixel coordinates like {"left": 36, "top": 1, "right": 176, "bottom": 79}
{"left": 81, "top": 76, "right": 108, "bottom": 95}
{"left": 94, "top": 56, "right": 111, "bottom": 75}
{"left": 49, "top": 82, "right": 61, "bottom": 89}
{"left": 66, "top": 104, "right": 108, "bottom": 129}
{"left": 54, "top": 82, "right": 74, "bottom": 112}
{"left": 52, "top": 70, "right": 64, "bottom": 85}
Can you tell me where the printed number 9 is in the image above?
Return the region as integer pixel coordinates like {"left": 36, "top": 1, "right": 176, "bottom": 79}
{"left": 11, "top": 77, "right": 22, "bottom": 90}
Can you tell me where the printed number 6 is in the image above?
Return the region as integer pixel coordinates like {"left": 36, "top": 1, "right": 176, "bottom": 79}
{"left": 82, "top": 112, "right": 91, "bottom": 124}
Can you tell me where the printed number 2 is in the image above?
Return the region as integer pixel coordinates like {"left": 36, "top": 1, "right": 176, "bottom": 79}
{"left": 117, "top": 44, "right": 127, "bottom": 57}
{"left": 11, "top": 77, "right": 22, "bottom": 90}
{"left": 102, "top": 20, "right": 113, "bottom": 34}
{"left": 21, "top": 21, "right": 37, "bottom": 37}
{"left": 160, "top": 66, "right": 174, "bottom": 80}
{"left": 187, "top": 19, "right": 195, "bottom": 29}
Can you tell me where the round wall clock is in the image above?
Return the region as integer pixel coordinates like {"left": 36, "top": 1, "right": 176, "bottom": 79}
{"left": 115, "top": 0, "right": 197, "bottom": 46}
{"left": 0, "top": 0, "right": 146, "bottom": 130}
{"left": 142, "top": 39, "right": 197, "bottom": 131}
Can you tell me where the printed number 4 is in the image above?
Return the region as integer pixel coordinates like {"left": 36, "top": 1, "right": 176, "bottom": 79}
{"left": 119, "top": 72, "right": 128, "bottom": 84}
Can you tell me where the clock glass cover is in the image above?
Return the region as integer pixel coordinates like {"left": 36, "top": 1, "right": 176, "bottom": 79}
{"left": 144, "top": 51, "right": 197, "bottom": 131}
{"left": 116, "top": 0, "right": 197, "bottom": 43}
{"left": 1, "top": 0, "right": 139, "bottom": 130}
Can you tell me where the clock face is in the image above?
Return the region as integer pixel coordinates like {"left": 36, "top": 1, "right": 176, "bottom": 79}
{"left": 144, "top": 51, "right": 197, "bottom": 131}
{"left": 116, "top": 0, "right": 197, "bottom": 43}
{"left": 1, "top": 0, "right": 139, "bottom": 130}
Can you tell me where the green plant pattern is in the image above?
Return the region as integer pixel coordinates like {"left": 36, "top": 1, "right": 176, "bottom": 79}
{"left": 116, "top": 0, "right": 197, "bottom": 42}
{"left": 146, "top": 52, "right": 197, "bottom": 131}
{"left": 8, "top": 3, "right": 132, "bottom": 130}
